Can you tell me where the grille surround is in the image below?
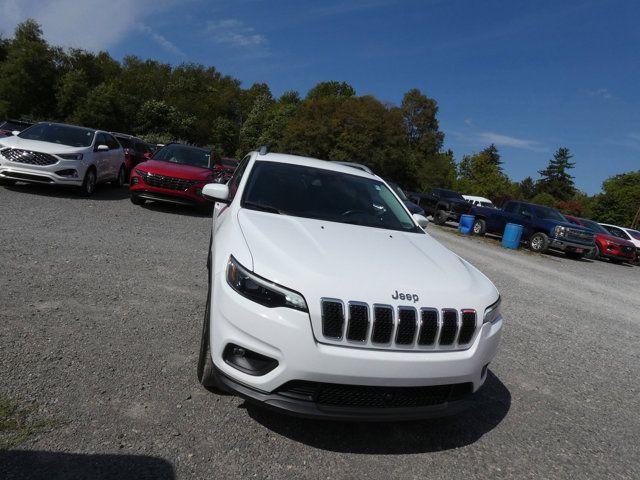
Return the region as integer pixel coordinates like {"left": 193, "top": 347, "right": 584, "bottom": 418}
{"left": 319, "top": 299, "right": 479, "bottom": 351}
{"left": 136, "top": 169, "right": 198, "bottom": 191}
{"left": 1, "top": 148, "right": 58, "bottom": 166}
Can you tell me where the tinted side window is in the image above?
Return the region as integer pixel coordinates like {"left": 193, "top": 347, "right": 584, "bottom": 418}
{"left": 608, "top": 227, "right": 627, "bottom": 239}
{"left": 104, "top": 134, "right": 120, "bottom": 150}
{"left": 504, "top": 202, "right": 519, "bottom": 214}
{"left": 117, "top": 137, "right": 133, "bottom": 149}
{"left": 95, "top": 133, "right": 108, "bottom": 148}
{"left": 228, "top": 155, "right": 251, "bottom": 201}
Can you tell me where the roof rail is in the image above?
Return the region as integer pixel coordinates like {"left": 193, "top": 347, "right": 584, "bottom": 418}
{"left": 331, "top": 161, "right": 374, "bottom": 175}
{"left": 258, "top": 145, "right": 269, "bottom": 155}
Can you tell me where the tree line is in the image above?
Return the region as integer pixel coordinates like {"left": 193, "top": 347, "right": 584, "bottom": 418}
{"left": 1, "top": 20, "right": 638, "bottom": 226}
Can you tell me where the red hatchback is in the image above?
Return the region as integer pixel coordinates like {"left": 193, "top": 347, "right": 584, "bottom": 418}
{"left": 129, "top": 143, "right": 225, "bottom": 209}
{"left": 565, "top": 215, "right": 636, "bottom": 264}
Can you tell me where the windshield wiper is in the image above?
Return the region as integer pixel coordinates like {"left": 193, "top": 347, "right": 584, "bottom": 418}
{"left": 243, "top": 201, "right": 284, "bottom": 214}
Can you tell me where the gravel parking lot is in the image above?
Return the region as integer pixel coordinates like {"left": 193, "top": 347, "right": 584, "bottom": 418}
{"left": 1, "top": 183, "right": 638, "bottom": 480}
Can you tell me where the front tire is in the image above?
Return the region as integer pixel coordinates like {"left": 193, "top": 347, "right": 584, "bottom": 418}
{"left": 78, "top": 168, "right": 96, "bottom": 197}
{"left": 472, "top": 218, "right": 486, "bottom": 235}
{"left": 433, "top": 209, "right": 448, "bottom": 225}
{"left": 529, "top": 232, "right": 549, "bottom": 253}
{"left": 112, "top": 165, "right": 125, "bottom": 187}
{"left": 197, "top": 287, "right": 226, "bottom": 391}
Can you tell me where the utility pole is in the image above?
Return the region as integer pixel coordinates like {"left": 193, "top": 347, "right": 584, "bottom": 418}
{"left": 632, "top": 204, "right": 640, "bottom": 229}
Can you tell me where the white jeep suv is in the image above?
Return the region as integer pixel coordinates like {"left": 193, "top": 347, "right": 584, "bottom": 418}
{"left": 197, "top": 150, "right": 503, "bottom": 420}
{"left": 0, "top": 122, "right": 126, "bottom": 196}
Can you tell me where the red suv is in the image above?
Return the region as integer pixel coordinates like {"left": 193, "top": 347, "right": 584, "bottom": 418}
{"left": 129, "top": 143, "right": 225, "bottom": 209}
{"left": 112, "top": 133, "right": 153, "bottom": 179}
{"left": 565, "top": 215, "right": 636, "bottom": 264}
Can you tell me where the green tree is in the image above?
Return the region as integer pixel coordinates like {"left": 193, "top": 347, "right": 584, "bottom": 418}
{"left": 306, "top": 81, "right": 356, "bottom": 100}
{"left": 591, "top": 170, "right": 640, "bottom": 226}
{"left": 239, "top": 93, "right": 274, "bottom": 154}
{"left": 400, "top": 88, "right": 443, "bottom": 156}
{"left": 529, "top": 192, "right": 557, "bottom": 207}
{"left": 536, "top": 147, "right": 576, "bottom": 200}
{"left": 481, "top": 144, "right": 502, "bottom": 168}
{"left": 456, "top": 147, "right": 514, "bottom": 205}
{"left": 0, "top": 19, "right": 59, "bottom": 119}
{"left": 517, "top": 176, "right": 536, "bottom": 200}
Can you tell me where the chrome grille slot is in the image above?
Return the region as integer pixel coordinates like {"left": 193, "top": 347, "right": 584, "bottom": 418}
{"left": 346, "top": 302, "right": 368, "bottom": 342}
{"left": 458, "top": 310, "right": 476, "bottom": 344}
{"left": 418, "top": 309, "right": 438, "bottom": 345}
{"left": 395, "top": 307, "right": 417, "bottom": 345}
{"left": 439, "top": 309, "right": 458, "bottom": 345}
{"left": 321, "top": 299, "right": 344, "bottom": 339}
{"left": 371, "top": 305, "right": 394, "bottom": 343}
{"left": 566, "top": 228, "right": 594, "bottom": 244}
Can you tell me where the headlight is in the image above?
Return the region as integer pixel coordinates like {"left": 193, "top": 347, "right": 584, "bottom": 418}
{"left": 483, "top": 296, "right": 502, "bottom": 324}
{"left": 554, "top": 226, "right": 566, "bottom": 238}
{"left": 58, "top": 153, "right": 83, "bottom": 160}
{"left": 226, "top": 255, "right": 308, "bottom": 312}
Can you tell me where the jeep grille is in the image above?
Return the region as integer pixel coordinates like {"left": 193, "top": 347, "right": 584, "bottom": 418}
{"left": 319, "top": 299, "right": 478, "bottom": 351}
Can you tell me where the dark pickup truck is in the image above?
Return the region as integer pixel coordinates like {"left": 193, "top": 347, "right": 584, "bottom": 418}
{"left": 408, "top": 188, "right": 470, "bottom": 225}
{"left": 470, "top": 200, "right": 596, "bottom": 258}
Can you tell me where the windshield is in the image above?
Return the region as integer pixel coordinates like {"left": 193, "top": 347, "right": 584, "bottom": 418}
{"left": 242, "top": 162, "right": 422, "bottom": 233}
{"left": 628, "top": 229, "right": 640, "bottom": 240}
{"left": 435, "top": 189, "right": 464, "bottom": 200}
{"left": 18, "top": 123, "right": 95, "bottom": 147}
{"left": 578, "top": 218, "right": 610, "bottom": 234}
{"left": 152, "top": 144, "right": 211, "bottom": 168}
{"left": 0, "top": 120, "right": 31, "bottom": 131}
{"left": 531, "top": 205, "right": 566, "bottom": 221}
{"left": 481, "top": 201, "right": 495, "bottom": 208}
{"left": 386, "top": 181, "right": 408, "bottom": 201}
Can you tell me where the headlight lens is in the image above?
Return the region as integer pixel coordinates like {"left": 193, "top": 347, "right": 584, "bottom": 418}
{"left": 58, "top": 153, "right": 83, "bottom": 160}
{"left": 226, "top": 255, "right": 308, "bottom": 312}
{"left": 483, "top": 296, "right": 502, "bottom": 324}
{"left": 554, "top": 226, "right": 566, "bottom": 238}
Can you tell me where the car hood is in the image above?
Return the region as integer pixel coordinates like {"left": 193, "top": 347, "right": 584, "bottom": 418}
{"left": 136, "top": 159, "right": 213, "bottom": 180}
{"left": 0, "top": 135, "right": 88, "bottom": 154}
{"left": 237, "top": 209, "right": 498, "bottom": 311}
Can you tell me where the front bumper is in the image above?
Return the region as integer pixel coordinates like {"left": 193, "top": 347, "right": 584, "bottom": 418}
{"left": 129, "top": 170, "right": 207, "bottom": 206}
{"left": 549, "top": 238, "right": 594, "bottom": 254}
{"left": 0, "top": 160, "right": 87, "bottom": 186}
{"left": 209, "top": 275, "right": 503, "bottom": 419}
{"left": 599, "top": 243, "right": 636, "bottom": 261}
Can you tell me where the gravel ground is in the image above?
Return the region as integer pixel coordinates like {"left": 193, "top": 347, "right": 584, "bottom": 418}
{"left": 0, "top": 182, "right": 638, "bottom": 480}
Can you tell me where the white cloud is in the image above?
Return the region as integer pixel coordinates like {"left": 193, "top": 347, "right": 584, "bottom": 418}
{"left": 0, "top": 0, "right": 180, "bottom": 53}
{"left": 138, "top": 24, "right": 185, "bottom": 57}
{"left": 205, "top": 19, "right": 266, "bottom": 47}
{"left": 477, "top": 132, "right": 547, "bottom": 152}
{"left": 451, "top": 130, "right": 547, "bottom": 153}
{"left": 589, "top": 88, "right": 613, "bottom": 100}
{"left": 463, "top": 117, "right": 473, "bottom": 127}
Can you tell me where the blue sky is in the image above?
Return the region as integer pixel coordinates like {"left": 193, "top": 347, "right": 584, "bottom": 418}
{"left": 2, "top": 0, "right": 639, "bottom": 194}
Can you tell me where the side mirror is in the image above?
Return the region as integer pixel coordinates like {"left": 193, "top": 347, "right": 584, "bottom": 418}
{"left": 11, "top": 130, "right": 20, "bottom": 136}
{"left": 202, "top": 183, "right": 229, "bottom": 203}
{"left": 143, "top": 152, "right": 152, "bottom": 159}
{"left": 96, "top": 144, "right": 109, "bottom": 152}
{"left": 413, "top": 213, "right": 429, "bottom": 229}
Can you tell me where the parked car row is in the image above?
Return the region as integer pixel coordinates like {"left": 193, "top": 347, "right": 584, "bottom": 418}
{"left": 0, "top": 122, "right": 238, "bottom": 204}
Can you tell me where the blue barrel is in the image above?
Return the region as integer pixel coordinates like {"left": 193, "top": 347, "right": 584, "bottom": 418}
{"left": 458, "top": 214, "right": 474, "bottom": 235}
{"left": 502, "top": 223, "right": 524, "bottom": 249}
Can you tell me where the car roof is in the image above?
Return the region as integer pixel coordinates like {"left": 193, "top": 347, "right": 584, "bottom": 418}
{"left": 111, "top": 132, "right": 144, "bottom": 141}
{"left": 253, "top": 152, "right": 378, "bottom": 179}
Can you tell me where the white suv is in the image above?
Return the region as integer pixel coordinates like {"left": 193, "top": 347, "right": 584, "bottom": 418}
{"left": 197, "top": 150, "right": 503, "bottom": 420}
{"left": 0, "top": 122, "right": 126, "bottom": 196}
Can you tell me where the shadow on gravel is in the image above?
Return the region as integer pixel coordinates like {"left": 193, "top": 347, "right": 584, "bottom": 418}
{"left": 246, "top": 371, "right": 510, "bottom": 454}
{"left": 0, "top": 450, "right": 175, "bottom": 480}
{"left": 140, "top": 201, "right": 211, "bottom": 218}
{"left": 4, "top": 182, "right": 129, "bottom": 201}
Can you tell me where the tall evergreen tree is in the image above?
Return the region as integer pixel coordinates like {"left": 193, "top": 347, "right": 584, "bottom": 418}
{"left": 481, "top": 144, "right": 502, "bottom": 168}
{"left": 536, "top": 147, "right": 576, "bottom": 200}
